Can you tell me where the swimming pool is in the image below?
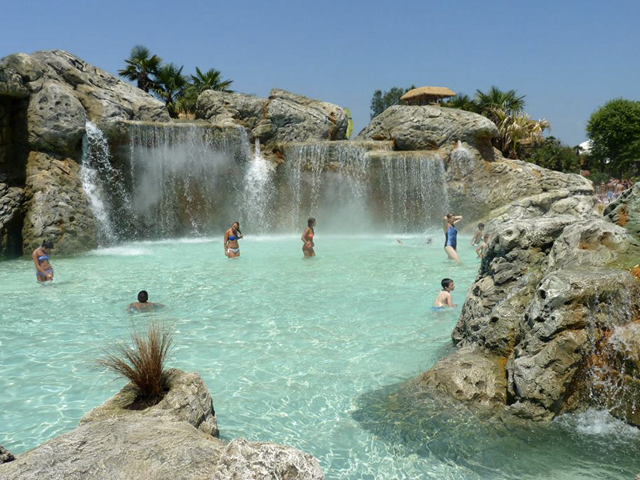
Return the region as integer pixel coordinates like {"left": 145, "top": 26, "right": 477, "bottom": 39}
{"left": 1, "top": 234, "right": 639, "bottom": 479}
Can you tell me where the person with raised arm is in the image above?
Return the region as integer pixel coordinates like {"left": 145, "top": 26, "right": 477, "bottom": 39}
{"left": 443, "top": 213, "right": 462, "bottom": 263}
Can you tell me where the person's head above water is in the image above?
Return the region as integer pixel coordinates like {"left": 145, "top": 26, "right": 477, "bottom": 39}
{"left": 441, "top": 278, "right": 454, "bottom": 291}
{"left": 483, "top": 233, "right": 490, "bottom": 241}
{"left": 137, "top": 290, "right": 149, "bottom": 303}
{"left": 231, "top": 222, "right": 241, "bottom": 234}
{"left": 42, "top": 240, "right": 54, "bottom": 250}
{"left": 478, "top": 223, "right": 485, "bottom": 230}
{"left": 308, "top": 217, "right": 316, "bottom": 228}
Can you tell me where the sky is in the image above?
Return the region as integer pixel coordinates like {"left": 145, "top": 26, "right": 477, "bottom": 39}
{"left": 2, "top": 0, "right": 639, "bottom": 146}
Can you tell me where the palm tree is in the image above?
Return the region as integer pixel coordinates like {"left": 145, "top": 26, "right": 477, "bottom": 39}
{"left": 475, "top": 86, "right": 526, "bottom": 117}
{"left": 118, "top": 45, "right": 162, "bottom": 93}
{"left": 444, "top": 94, "right": 480, "bottom": 113}
{"left": 491, "top": 107, "right": 550, "bottom": 158}
{"left": 189, "top": 67, "right": 233, "bottom": 94}
{"left": 153, "top": 63, "right": 188, "bottom": 118}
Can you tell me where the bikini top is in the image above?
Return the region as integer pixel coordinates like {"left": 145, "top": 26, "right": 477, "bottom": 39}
{"left": 38, "top": 254, "right": 49, "bottom": 262}
{"left": 307, "top": 232, "right": 314, "bottom": 239}
{"left": 228, "top": 235, "right": 238, "bottom": 241}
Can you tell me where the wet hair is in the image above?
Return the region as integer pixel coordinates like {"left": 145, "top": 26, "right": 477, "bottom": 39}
{"left": 232, "top": 222, "right": 242, "bottom": 235}
{"left": 483, "top": 233, "right": 490, "bottom": 240}
{"left": 137, "top": 290, "right": 149, "bottom": 303}
{"left": 478, "top": 223, "right": 485, "bottom": 230}
{"left": 42, "top": 240, "right": 54, "bottom": 249}
{"left": 308, "top": 217, "right": 316, "bottom": 228}
{"left": 441, "top": 278, "right": 454, "bottom": 290}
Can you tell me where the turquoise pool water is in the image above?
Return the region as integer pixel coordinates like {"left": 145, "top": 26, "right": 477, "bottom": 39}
{"left": 1, "top": 234, "right": 639, "bottom": 479}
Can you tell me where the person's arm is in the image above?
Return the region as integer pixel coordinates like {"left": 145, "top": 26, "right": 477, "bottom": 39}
{"left": 453, "top": 215, "right": 463, "bottom": 225}
{"left": 476, "top": 243, "right": 484, "bottom": 257}
{"left": 302, "top": 227, "right": 310, "bottom": 245}
{"left": 446, "top": 293, "right": 455, "bottom": 308}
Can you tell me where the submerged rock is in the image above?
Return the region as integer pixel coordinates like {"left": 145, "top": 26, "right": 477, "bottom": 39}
{"left": 0, "top": 369, "right": 323, "bottom": 479}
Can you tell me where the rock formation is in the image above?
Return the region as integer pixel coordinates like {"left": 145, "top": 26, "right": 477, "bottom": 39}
{"left": 408, "top": 182, "right": 640, "bottom": 424}
{"left": 0, "top": 369, "right": 323, "bottom": 480}
{"left": 196, "top": 88, "right": 348, "bottom": 159}
{"left": 0, "top": 49, "right": 169, "bottom": 256}
{"left": 0, "top": 445, "right": 14, "bottom": 464}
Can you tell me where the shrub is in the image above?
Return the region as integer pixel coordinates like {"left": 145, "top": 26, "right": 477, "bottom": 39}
{"left": 98, "top": 321, "right": 174, "bottom": 403}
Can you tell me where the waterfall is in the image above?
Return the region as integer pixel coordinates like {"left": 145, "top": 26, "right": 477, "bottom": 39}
{"left": 243, "top": 140, "right": 275, "bottom": 233}
{"left": 283, "top": 143, "right": 370, "bottom": 231}
{"left": 80, "top": 121, "right": 118, "bottom": 245}
{"left": 380, "top": 153, "right": 449, "bottom": 232}
{"left": 450, "top": 140, "right": 476, "bottom": 177}
{"left": 127, "top": 123, "right": 252, "bottom": 237}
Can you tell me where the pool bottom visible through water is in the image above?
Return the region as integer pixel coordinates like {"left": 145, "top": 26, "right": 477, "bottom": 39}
{"left": 1, "top": 234, "right": 640, "bottom": 479}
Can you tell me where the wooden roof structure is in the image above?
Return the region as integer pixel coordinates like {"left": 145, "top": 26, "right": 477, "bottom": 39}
{"left": 401, "top": 86, "right": 456, "bottom": 105}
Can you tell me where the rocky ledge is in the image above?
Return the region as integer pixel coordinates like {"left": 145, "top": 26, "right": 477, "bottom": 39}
{"left": 402, "top": 181, "right": 640, "bottom": 425}
{"left": 0, "top": 369, "right": 323, "bottom": 480}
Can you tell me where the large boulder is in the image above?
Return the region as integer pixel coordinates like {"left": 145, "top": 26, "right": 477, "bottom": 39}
{"left": 0, "top": 445, "right": 14, "bottom": 464}
{"left": 0, "top": 369, "right": 324, "bottom": 480}
{"left": 0, "top": 50, "right": 169, "bottom": 157}
{"left": 21, "top": 151, "right": 97, "bottom": 254}
{"left": 356, "top": 105, "right": 497, "bottom": 153}
{"left": 605, "top": 182, "right": 640, "bottom": 241}
{"left": 196, "top": 88, "right": 348, "bottom": 157}
{"left": 419, "top": 182, "right": 640, "bottom": 424}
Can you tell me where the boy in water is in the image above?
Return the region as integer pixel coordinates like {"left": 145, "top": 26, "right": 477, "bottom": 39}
{"left": 471, "top": 223, "right": 485, "bottom": 246}
{"left": 433, "top": 278, "right": 455, "bottom": 311}
{"left": 127, "top": 290, "right": 165, "bottom": 313}
{"left": 476, "top": 233, "right": 490, "bottom": 258}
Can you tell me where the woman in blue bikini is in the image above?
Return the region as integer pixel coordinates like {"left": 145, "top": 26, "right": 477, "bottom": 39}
{"left": 32, "top": 240, "right": 54, "bottom": 282}
{"left": 224, "top": 222, "right": 243, "bottom": 258}
{"left": 443, "top": 213, "right": 462, "bottom": 263}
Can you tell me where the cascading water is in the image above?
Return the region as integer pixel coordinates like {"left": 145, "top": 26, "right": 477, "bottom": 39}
{"left": 450, "top": 140, "right": 476, "bottom": 178}
{"left": 380, "top": 153, "right": 450, "bottom": 232}
{"left": 282, "top": 143, "right": 371, "bottom": 231}
{"left": 80, "top": 121, "right": 119, "bottom": 245}
{"left": 243, "top": 140, "right": 275, "bottom": 233}
{"left": 126, "top": 123, "right": 252, "bottom": 237}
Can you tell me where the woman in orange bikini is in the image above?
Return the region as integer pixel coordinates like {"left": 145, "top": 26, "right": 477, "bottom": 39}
{"left": 301, "top": 217, "right": 316, "bottom": 258}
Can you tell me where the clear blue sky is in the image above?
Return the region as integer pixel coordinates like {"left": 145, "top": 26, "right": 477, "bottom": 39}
{"left": 2, "top": 0, "right": 639, "bottom": 145}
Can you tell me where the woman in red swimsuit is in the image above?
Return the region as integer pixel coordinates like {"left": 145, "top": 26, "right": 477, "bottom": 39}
{"left": 301, "top": 217, "right": 316, "bottom": 258}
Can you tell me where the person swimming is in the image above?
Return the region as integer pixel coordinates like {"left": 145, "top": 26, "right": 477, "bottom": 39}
{"left": 443, "top": 213, "right": 462, "bottom": 263}
{"left": 32, "top": 240, "right": 54, "bottom": 282}
{"left": 302, "top": 217, "right": 316, "bottom": 258}
{"left": 127, "top": 290, "right": 165, "bottom": 313}
{"left": 433, "top": 278, "right": 456, "bottom": 311}
{"left": 224, "top": 222, "right": 243, "bottom": 258}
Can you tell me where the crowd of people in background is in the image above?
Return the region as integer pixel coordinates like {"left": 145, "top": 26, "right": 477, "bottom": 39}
{"left": 595, "top": 178, "right": 634, "bottom": 204}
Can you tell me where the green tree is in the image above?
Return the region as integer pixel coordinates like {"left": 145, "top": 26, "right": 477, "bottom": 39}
{"left": 527, "top": 136, "right": 580, "bottom": 172}
{"left": 586, "top": 98, "right": 640, "bottom": 176}
{"left": 178, "top": 67, "right": 234, "bottom": 116}
{"left": 370, "top": 86, "right": 415, "bottom": 119}
{"left": 444, "top": 93, "right": 479, "bottom": 113}
{"left": 153, "top": 63, "right": 188, "bottom": 118}
{"left": 491, "top": 107, "right": 550, "bottom": 159}
{"left": 475, "top": 86, "right": 526, "bottom": 117}
{"left": 118, "top": 45, "right": 162, "bottom": 93}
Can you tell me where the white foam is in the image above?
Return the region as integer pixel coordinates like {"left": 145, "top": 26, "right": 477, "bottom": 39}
{"left": 556, "top": 409, "right": 640, "bottom": 439}
{"left": 89, "top": 246, "right": 151, "bottom": 256}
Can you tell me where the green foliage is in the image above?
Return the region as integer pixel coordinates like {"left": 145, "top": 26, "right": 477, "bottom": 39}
{"left": 475, "top": 86, "right": 526, "bottom": 116}
{"left": 97, "top": 321, "right": 174, "bottom": 403}
{"left": 526, "top": 136, "right": 580, "bottom": 173}
{"left": 119, "top": 46, "right": 233, "bottom": 117}
{"left": 586, "top": 98, "right": 640, "bottom": 176}
{"left": 344, "top": 107, "right": 353, "bottom": 139}
{"left": 370, "top": 85, "right": 415, "bottom": 119}
{"left": 153, "top": 63, "right": 188, "bottom": 118}
{"left": 118, "top": 45, "right": 162, "bottom": 93}
{"left": 445, "top": 94, "right": 479, "bottom": 113}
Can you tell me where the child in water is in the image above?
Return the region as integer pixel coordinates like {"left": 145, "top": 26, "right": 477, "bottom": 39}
{"left": 476, "top": 233, "right": 490, "bottom": 258}
{"left": 471, "top": 223, "right": 485, "bottom": 246}
{"left": 433, "top": 278, "right": 455, "bottom": 311}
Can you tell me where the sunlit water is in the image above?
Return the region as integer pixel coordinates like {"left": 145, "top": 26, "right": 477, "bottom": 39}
{"left": 1, "top": 235, "right": 639, "bottom": 479}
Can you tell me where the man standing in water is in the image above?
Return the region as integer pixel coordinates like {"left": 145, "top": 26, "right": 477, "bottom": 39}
{"left": 32, "top": 240, "right": 54, "bottom": 282}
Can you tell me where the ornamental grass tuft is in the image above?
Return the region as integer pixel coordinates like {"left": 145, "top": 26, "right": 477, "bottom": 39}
{"left": 98, "top": 321, "right": 174, "bottom": 404}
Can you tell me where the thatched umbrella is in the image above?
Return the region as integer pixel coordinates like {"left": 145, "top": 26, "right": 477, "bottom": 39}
{"left": 401, "top": 86, "right": 456, "bottom": 106}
